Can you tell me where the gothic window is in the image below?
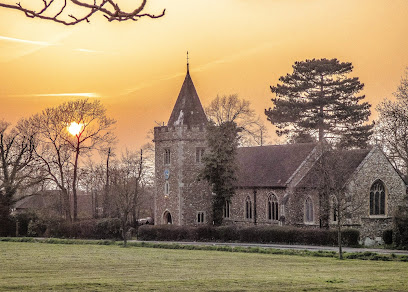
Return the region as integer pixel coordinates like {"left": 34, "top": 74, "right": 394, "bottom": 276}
{"left": 370, "top": 180, "right": 386, "bottom": 216}
{"left": 164, "top": 148, "right": 171, "bottom": 165}
{"left": 196, "top": 147, "right": 205, "bottom": 163}
{"left": 267, "top": 194, "right": 279, "bottom": 221}
{"left": 197, "top": 211, "right": 205, "bottom": 224}
{"left": 223, "top": 200, "right": 231, "bottom": 218}
{"left": 164, "top": 181, "right": 169, "bottom": 196}
{"left": 245, "top": 196, "right": 252, "bottom": 220}
{"left": 304, "top": 196, "right": 314, "bottom": 223}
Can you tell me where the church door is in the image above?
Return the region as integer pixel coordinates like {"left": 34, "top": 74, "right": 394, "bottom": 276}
{"left": 163, "top": 211, "right": 172, "bottom": 224}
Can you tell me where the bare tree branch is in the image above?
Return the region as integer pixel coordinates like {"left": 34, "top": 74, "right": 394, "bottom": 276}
{"left": 0, "top": 0, "right": 165, "bottom": 25}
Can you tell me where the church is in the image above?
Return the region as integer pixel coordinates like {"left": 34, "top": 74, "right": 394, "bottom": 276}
{"left": 153, "top": 65, "right": 407, "bottom": 242}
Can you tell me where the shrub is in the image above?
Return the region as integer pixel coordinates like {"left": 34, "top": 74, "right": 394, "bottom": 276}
{"left": 215, "top": 226, "right": 239, "bottom": 242}
{"left": 12, "top": 212, "right": 38, "bottom": 237}
{"left": 341, "top": 229, "right": 360, "bottom": 246}
{"left": 27, "top": 219, "right": 47, "bottom": 237}
{"left": 95, "top": 218, "right": 122, "bottom": 239}
{"left": 394, "top": 205, "right": 408, "bottom": 249}
{"left": 383, "top": 229, "right": 393, "bottom": 245}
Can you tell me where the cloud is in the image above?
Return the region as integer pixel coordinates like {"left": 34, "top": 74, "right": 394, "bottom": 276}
{"left": 0, "top": 35, "right": 53, "bottom": 46}
{"left": 122, "top": 42, "right": 279, "bottom": 95}
{"left": 10, "top": 93, "right": 102, "bottom": 98}
{"left": 74, "top": 48, "right": 113, "bottom": 54}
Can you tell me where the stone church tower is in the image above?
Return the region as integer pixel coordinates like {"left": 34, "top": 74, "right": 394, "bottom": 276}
{"left": 154, "top": 64, "right": 212, "bottom": 225}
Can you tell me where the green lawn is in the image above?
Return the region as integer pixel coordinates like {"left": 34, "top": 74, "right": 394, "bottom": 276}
{"left": 1, "top": 241, "right": 407, "bottom": 291}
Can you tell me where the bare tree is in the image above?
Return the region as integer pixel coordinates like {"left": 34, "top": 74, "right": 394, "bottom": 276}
{"left": 30, "top": 99, "right": 116, "bottom": 221}
{"left": 61, "top": 99, "right": 116, "bottom": 221}
{"left": 205, "top": 94, "right": 269, "bottom": 146}
{"left": 0, "top": 0, "right": 165, "bottom": 25}
{"left": 0, "top": 119, "right": 45, "bottom": 235}
{"left": 110, "top": 149, "right": 144, "bottom": 246}
{"left": 375, "top": 68, "right": 408, "bottom": 179}
{"left": 30, "top": 109, "right": 73, "bottom": 221}
{"left": 312, "top": 146, "right": 366, "bottom": 259}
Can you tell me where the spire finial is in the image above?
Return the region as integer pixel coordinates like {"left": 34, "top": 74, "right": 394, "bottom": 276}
{"left": 187, "top": 51, "right": 189, "bottom": 73}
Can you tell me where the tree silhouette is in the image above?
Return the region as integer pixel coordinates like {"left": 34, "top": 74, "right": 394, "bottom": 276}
{"left": 0, "top": 0, "right": 165, "bottom": 25}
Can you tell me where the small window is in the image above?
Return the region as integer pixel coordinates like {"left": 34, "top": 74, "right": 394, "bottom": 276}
{"left": 267, "top": 194, "right": 279, "bottom": 221}
{"left": 245, "top": 196, "right": 252, "bottom": 220}
{"left": 197, "top": 211, "right": 205, "bottom": 224}
{"left": 164, "top": 181, "right": 169, "bottom": 195}
{"left": 331, "top": 196, "right": 338, "bottom": 223}
{"left": 196, "top": 147, "right": 205, "bottom": 163}
{"left": 164, "top": 148, "right": 171, "bottom": 165}
{"left": 223, "top": 200, "right": 231, "bottom": 218}
{"left": 304, "top": 196, "right": 314, "bottom": 223}
{"left": 370, "top": 180, "right": 386, "bottom": 215}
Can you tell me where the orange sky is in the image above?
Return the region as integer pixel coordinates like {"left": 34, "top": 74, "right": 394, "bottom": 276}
{"left": 1, "top": 0, "right": 408, "bottom": 152}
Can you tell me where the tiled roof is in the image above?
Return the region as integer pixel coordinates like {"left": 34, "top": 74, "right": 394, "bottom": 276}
{"left": 235, "top": 143, "right": 317, "bottom": 188}
{"left": 297, "top": 148, "right": 370, "bottom": 188}
{"left": 167, "top": 71, "right": 207, "bottom": 128}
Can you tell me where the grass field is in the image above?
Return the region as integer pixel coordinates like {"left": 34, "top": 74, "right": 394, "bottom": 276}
{"left": 1, "top": 241, "right": 408, "bottom": 291}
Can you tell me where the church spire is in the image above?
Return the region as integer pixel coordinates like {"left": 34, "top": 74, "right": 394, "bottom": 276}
{"left": 187, "top": 51, "right": 189, "bottom": 74}
{"left": 167, "top": 56, "right": 207, "bottom": 128}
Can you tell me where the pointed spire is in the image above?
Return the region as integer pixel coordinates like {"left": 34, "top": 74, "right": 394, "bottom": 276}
{"left": 186, "top": 51, "right": 189, "bottom": 74}
{"left": 167, "top": 57, "right": 207, "bottom": 128}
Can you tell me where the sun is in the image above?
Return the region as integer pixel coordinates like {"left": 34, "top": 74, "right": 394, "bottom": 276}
{"left": 67, "top": 122, "right": 83, "bottom": 136}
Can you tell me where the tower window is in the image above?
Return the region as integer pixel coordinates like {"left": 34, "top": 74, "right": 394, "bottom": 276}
{"left": 165, "top": 181, "right": 169, "bottom": 195}
{"left": 197, "top": 211, "right": 205, "bottom": 224}
{"left": 164, "top": 148, "right": 171, "bottom": 165}
{"left": 196, "top": 147, "right": 205, "bottom": 163}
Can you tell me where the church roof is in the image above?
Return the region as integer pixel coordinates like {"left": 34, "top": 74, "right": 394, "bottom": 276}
{"left": 297, "top": 148, "right": 371, "bottom": 189}
{"left": 167, "top": 71, "right": 207, "bottom": 128}
{"left": 235, "top": 143, "right": 317, "bottom": 188}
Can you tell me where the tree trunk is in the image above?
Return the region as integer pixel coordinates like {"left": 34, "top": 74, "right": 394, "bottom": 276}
{"left": 338, "top": 211, "right": 343, "bottom": 260}
{"left": 72, "top": 143, "right": 80, "bottom": 221}
{"left": 103, "top": 148, "right": 111, "bottom": 218}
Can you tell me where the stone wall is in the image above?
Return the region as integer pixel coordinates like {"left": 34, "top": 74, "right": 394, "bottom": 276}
{"left": 227, "top": 188, "right": 287, "bottom": 226}
{"left": 154, "top": 125, "right": 212, "bottom": 225}
{"left": 346, "top": 147, "right": 406, "bottom": 240}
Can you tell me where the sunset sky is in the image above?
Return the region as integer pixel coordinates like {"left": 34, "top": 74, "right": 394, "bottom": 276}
{"left": 1, "top": 0, "right": 408, "bottom": 152}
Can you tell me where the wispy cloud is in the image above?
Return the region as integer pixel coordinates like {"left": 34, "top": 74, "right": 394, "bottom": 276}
{"left": 10, "top": 93, "right": 101, "bottom": 98}
{"left": 74, "top": 48, "right": 111, "bottom": 54}
{"left": 122, "top": 42, "right": 279, "bottom": 95}
{"left": 0, "top": 35, "right": 53, "bottom": 46}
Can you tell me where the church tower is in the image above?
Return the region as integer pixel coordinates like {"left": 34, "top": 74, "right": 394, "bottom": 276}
{"left": 154, "top": 60, "right": 212, "bottom": 225}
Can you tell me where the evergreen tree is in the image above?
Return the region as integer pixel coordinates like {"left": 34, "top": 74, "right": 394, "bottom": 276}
{"left": 265, "top": 58, "right": 373, "bottom": 148}
{"left": 200, "top": 121, "right": 240, "bottom": 225}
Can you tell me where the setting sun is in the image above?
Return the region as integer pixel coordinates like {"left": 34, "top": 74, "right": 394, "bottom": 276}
{"left": 67, "top": 122, "right": 83, "bottom": 136}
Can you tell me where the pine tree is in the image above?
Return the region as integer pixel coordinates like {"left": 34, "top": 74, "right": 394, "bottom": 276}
{"left": 265, "top": 58, "right": 373, "bottom": 148}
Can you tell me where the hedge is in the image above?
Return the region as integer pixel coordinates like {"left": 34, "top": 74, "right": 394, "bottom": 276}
{"left": 7, "top": 216, "right": 123, "bottom": 240}
{"left": 138, "top": 225, "right": 360, "bottom": 246}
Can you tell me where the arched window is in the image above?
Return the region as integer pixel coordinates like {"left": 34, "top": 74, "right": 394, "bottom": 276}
{"left": 245, "top": 196, "right": 252, "bottom": 220}
{"left": 223, "top": 200, "right": 231, "bottom": 218}
{"left": 331, "top": 196, "right": 338, "bottom": 223}
{"left": 267, "top": 194, "right": 279, "bottom": 221}
{"left": 370, "top": 180, "right": 386, "bottom": 215}
{"left": 304, "top": 196, "right": 314, "bottom": 223}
